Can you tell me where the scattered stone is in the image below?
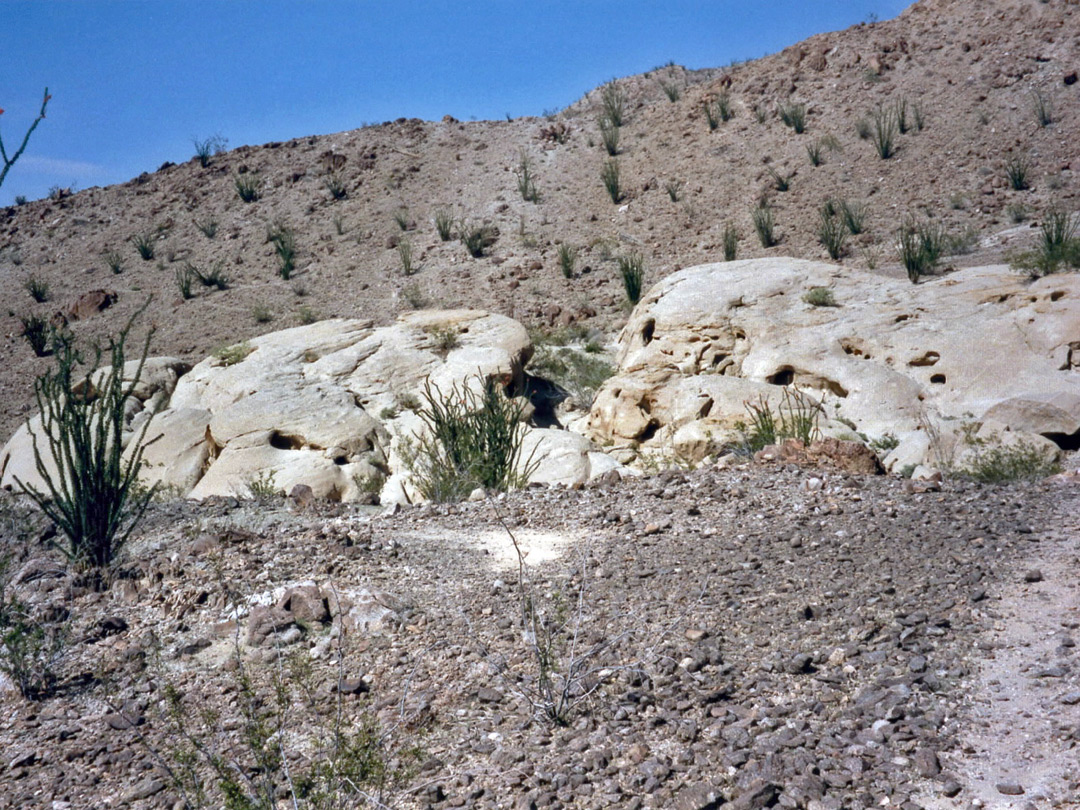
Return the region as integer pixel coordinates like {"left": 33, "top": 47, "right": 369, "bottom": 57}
{"left": 1024, "top": 569, "right": 1044, "bottom": 583}
{"left": 996, "top": 782, "right": 1025, "bottom": 795}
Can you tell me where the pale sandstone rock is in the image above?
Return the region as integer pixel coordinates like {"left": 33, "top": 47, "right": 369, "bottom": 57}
{"left": 587, "top": 259, "right": 1080, "bottom": 470}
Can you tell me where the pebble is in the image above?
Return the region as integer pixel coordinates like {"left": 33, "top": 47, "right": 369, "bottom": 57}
{"left": 1023, "top": 569, "right": 1044, "bottom": 583}
{"left": 996, "top": 782, "right": 1025, "bottom": 795}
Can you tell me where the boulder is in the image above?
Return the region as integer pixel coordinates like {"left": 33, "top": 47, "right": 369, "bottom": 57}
{"left": 2, "top": 311, "right": 622, "bottom": 502}
{"left": 587, "top": 259, "right": 1080, "bottom": 471}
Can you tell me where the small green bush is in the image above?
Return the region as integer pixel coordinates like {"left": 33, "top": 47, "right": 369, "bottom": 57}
{"left": 192, "top": 134, "right": 227, "bottom": 167}
{"left": 803, "top": 286, "right": 838, "bottom": 307}
{"left": 529, "top": 345, "right": 614, "bottom": 410}
{"left": 738, "top": 387, "right": 821, "bottom": 453}
{"left": 839, "top": 199, "right": 868, "bottom": 234}
{"left": 894, "top": 96, "right": 910, "bottom": 134}
{"left": 252, "top": 303, "right": 273, "bottom": 323}
{"left": 25, "top": 276, "right": 49, "bottom": 302}
{"left": 1032, "top": 89, "right": 1053, "bottom": 127}
{"left": 404, "top": 375, "right": 537, "bottom": 502}
{"left": 664, "top": 178, "right": 682, "bottom": 202}
{"left": 193, "top": 214, "right": 217, "bottom": 238}
{"left": 659, "top": 79, "right": 680, "bottom": 102}
{"left": 434, "top": 208, "right": 454, "bottom": 241}
{"left": 557, "top": 243, "right": 578, "bottom": 278}
{"left": 234, "top": 173, "right": 261, "bottom": 202}
{"left": 768, "top": 166, "right": 791, "bottom": 192}
{"left": 103, "top": 250, "right": 124, "bottom": 274}
{"left": 959, "top": 427, "right": 1059, "bottom": 483}
{"left": 268, "top": 223, "right": 296, "bottom": 279}
{"left": 898, "top": 217, "right": 945, "bottom": 282}
{"left": 188, "top": 260, "right": 230, "bottom": 290}
{"left": 1010, "top": 207, "right": 1080, "bottom": 278}
{"left": 1007, "top": 202, "right": 1030, "bottom": 224}
{"left": 515, "top": 150, "right": 540, "bottom": 202}
{"left": 871, "top": 106, "right": 897, "bottom": 159}
{"left": 722, "top": 223, "right": 739, "bottom": 261}
{"left": 752, "top": 202, "right": 777, "bottom": 247}
{"left": 806, "top": 140, "right": 823, "bottom": 166}
{"left": 598, "top": 116, "right": 620, "bottom": 156}
{"left": 393, "top": 208, "right": 411, "bottom": 231}
{"left": 131, "top": 231, "right": 156, "bottom": 260}
{"left": 20, "top": 314, "right": 54, "bottom": 357}
{"left": 618, "top": 252, "right": 645, "bottom": 304}
{"left": 174, "top": 265, "right": 195, "bottom": 299}
{"left": 600, "top": 81, "right": 626, "bottom": 127}
{"left": 398, "top": 239, "right": 418, "bottom": 275}
{"left": 324, "top": 171, "right": 348, "bottom": 200}
{"left": 15, "top": 313, "right": 158, "bottom": 570}
{"left": 213, "top": 340, "right": 253, "bottom": 367}
{"left": 1005, "top": 155, "right": 1030, "bottom": 191}
{"left": 461, "top": 222, "right": 496, "bottom": 257}
{"left": 817, "top": 206, "right": 847, "bottom": 260}
{"left": 1, "top": 556, "right": 66, "bottom": 700}
{"left": 777, "top": 101, "right": 807, "bottom": 133}
{"left": 601, "top": 159, "right": 621, "bottom": 203}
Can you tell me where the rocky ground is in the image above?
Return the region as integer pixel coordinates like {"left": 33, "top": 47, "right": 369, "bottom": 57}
{"left": 2, "top": 460, "right": 1077, "bottom": 809}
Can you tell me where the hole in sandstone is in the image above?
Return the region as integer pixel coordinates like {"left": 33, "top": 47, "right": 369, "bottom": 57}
{"left": 1050, "top": 290, "right": 1066, "bottom": 302}
{"left": 908, "top": 351, "right": 940, "bottom": 367}
{"left": 711, "top": 353, "right": 730, "bottom": 366}
{"left": 840, "top": 339, "right": 872, "bottom": 359}
{"left": 269, "top": 431, "right": 305, "bottom": 450}
{"left": 1044, "top": 431, "right": 1080, "bottom": 452}
{"left": 698, "top": 398, "right": 714, "bottom": 418}
{"left": 767, "top": 368, "right": 795, "bottom": 386}
{"left": 894, "top": 314, "right": 913, "bottom": 323}
{"left": 638, "top": 420, "right": 659, "bottom": 442}
{"left": 333, "top": 455, "right": 348, "bottom": 466}
{"left": 930, "top": 374, "right": 946, "bottom": 384}
{"left": 641, "top": 319, "right": 655, "bottom": 346}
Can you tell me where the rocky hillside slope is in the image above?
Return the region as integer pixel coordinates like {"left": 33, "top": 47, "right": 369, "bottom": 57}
{"left": 1, "top": 0, "right": 1078, "bottom": 442}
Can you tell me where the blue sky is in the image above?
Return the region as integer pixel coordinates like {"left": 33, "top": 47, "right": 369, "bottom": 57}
{"left": 1, "top": 1, "right": 909, "bottom": 206}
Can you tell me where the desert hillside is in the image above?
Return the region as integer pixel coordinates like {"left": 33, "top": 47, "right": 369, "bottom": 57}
{"left": 1, "top": 0, "right": 1078, "bottom": 441}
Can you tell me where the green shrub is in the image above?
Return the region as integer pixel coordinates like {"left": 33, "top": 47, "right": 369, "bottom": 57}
{"left": 659, "top": 79, "right": 680, "bottom": 102}
{"left": 14, "top": 313, "right": 158, "bottom": 570}
{"left": 752, "top": 202, "right": 776, "bottom": 247}
{"left": 213, "top": 340, "right": 253, "bottom": 367}
{"left": 103, "top": 250, "right": 124, "bottom": 274}
{"left": 600, "top": 159, "right": 621, "bottom": 203}
{"left": 529, "top": 345, "right": 614, "bottom": 410}
{"left": 894, "top": 96, "right": 910, "bottom": 134}
{"left": 855, "top": 117, "right": 872, "bottom": 139}
{"left": 434, "top": 208, "right": 454, "bottom": 241}
{"left": 234, "top": 173, "right": 261, "bottom": 202}
{"left": 806, "top": 140, "right": 824, "bottom": 166}
{"left": 404, "top": 375, "right": 537, "bottom": 502}
{"left": 722, "top": 222, "right": 739, "bottom": 261}
{"left": 20, "top": 314, "right": 54, "bottom": 357}
{"left": 1005, "top": 155, "right": 1030, "bottom": 191}
{"left": 393, "top": 208, "right": 411, "bottom": 231}
{"left": 192, "top": 134, "right": 227, "bottom": 167}
{"left": 252, "top": 303, "right": 273, "bottom": 323}
{"left": 777, "top": 101, "right": 807, "bottom": 133}
{"left": 870, "top": 106, "right": 897, "bottom": 159}
{"left": 268, "top": 223, "right": 296, "bottom": 279}
{"left": 0, "top": 556, "right": 66, "bottom": 700}
{"left": 839, "top": 198, "right": 867, "bottom": 234}
{"left": 515, "top": 150, "right": 540, "bottom": 202}
{"left": 803, "top": 286, "right": 838, "bottom": 307}
{"left": 898, "top": 217, "right": 945, "bottom": 282}
{"left": 959, "top": 427, "right": 1059, "bottom": 483}
{"left": 912, "top": 101, "right": 925, "bottom": 131}
{"left": 131, "top": 230, "right": 156, "bottom": 260}
{"left": 397, "top": 238, "right": 418, "bottom": 275}
{"left": 324, "top": 171, "right": 347, "bottom": 200}
{"left": 1010, "top": 207, "right": 1080, "bottom": 278}
{"left": 188, "top": 260, "right": 230, "bottom": 290}
{"left": 246, "top": 469, "right": 279, "bottom": 501}
{"left": 600, "top": 80, "right": 626, "bottom": 127}
{"left": 557, "top": 243, "right": 578, "bottom": 278}
{"left": 817, "top": 206, "right": 847, "bottom": 260}
{"left": 461, "top": 222, "right": 496, "bottom": 257}
{"left": 1007, "top": 202, "right": 1030, "bottom": 223}
{"left": 193, "top": 215, "right": 217, "bottom": 238}
{"left": 618, "top": 252, "right": 645, "bottom": 304}
{"left": 598, "top": 116, "right": 620, "bottom": 156}
{"left": 738, "top": 387, "right": 821, "bottom": 453}
{"left": 175, "top": 265, "right": 195, "bottom": 299}
{"left": 664, "top": 178, "right": 682, "bottom": 202}
{"left": 1032, "top": 89, "right": 1053, "bottom": 127}
{"left": 768, "top": 166, "right": 791, "bottom": 192}
{"left": 25, "top": 276, "right": 49, "bottom": 302}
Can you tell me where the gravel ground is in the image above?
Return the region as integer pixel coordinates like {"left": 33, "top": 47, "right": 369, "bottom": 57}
{"left": 2, "top": 461, "right": 1077, "bottom": 809}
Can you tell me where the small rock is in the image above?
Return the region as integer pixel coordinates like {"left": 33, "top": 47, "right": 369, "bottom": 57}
{"left": 1024, "top": 569, "right": 1043, "bottom": 583}
{"left": 1060, "top": 691, "right": 1080, "bottom": 705}
{"left": 914, "top": 749, "right": 941, "bottom": 778}
{"left": 121, "top": 778, "right": 165, "bottom": 802}
{"left": 288, "top": 483, "right": 315, "bottom": 510}
{"left": 103, "top": 712, "right": 141, "bottom": 730}
{"left": 996, "top": 783, "right": 1025, "bottom": 795}
{"left": 468, "top": 487, "right": 486, "bottom": 502}
{"left": 942, "top": 780, "right": 962, "bottom": 797}
{"left": 335, "top": 675, "right": 369, "bottom": 695}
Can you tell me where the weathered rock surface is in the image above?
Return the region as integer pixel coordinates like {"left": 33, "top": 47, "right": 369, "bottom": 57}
{"left": 1, "top": 311, "right": 621, "bottom": 502}
{"left": 587, "top": 259, "right": 1080, "bottom": 471}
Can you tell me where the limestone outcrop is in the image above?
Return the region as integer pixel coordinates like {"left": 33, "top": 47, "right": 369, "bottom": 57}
{"left": 0, "top": 310, "right": 621, "bottom": 503}
{"left": 586, "top": 258, "right": 1080, "bottom": 471}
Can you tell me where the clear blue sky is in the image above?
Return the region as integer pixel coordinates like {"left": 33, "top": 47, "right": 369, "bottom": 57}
{"left": 1, "top": 1, "right": 909, "bottom": 206}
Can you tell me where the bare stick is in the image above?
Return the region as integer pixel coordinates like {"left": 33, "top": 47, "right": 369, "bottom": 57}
{"left": 0, "top": 88, "right": 51, "bottom": 191}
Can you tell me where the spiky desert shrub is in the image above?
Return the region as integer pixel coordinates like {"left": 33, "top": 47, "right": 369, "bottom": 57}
{"left": 803, "top": 286, "right": 838, "bottom": 307}
{"left": 871, "top": 106, "right": 897, "bottom": 159}
{"left": 817, "top": 205, "right": 847, "bottom": 260}
{"left": 598, "top": 116, "right": 620, "bottom": 156}
{"left": 618, "top": 252, "right": 645, "bottom": 304}
{"left": 20, "top": 314, "right": 54, "bottom": 357}
{"left": 25, "top": 276, "right": 49, "bottom": 302}
{"left": 557, "top": 243, "right": 578, "bottom": 278}
{"left": 1010, "top": 207, "right": 1080, "bottom": 278}
{"left": 131, "top": 230, "right": 156, "bottom": 260}
{"left": 324, "top": 171, "right": 348, "bottom": 200}
{"left": 15, "top": 313, "right": 158, "bottom": 570}
{"left": 738, "top": 387, "right": 821, "bottom": 453}
{"left": 722, "top": 223, "right": 739, "bottom": 261}
{"left": 839, "top": 199, "right": 868, "bottom": 234}
{"left": 897, "top": 217, "right": 945, "bottom": 283}
{"left": 1004, "top": 155, "right": 1030, "bottom": 191}
{"left": 515, "top": 150, "right": 540, "bottom": 202}
{"left": 268, "top": 223, "right": 296, "bottom": 279}
{"left": 460, "top": 222, "right": 496, "bottom": 257}
{"left": 404, "top": 376, "right": 537, "bottom": 502}
{"left": 434, "top": 208, "right": 454, "bottom": 241}
{"left": 752, "top": 202, "right": 777, "bottom": 247}
{"left": 777, "top": 101, "right": 807, "bottom": 133}
{"left": 192, "top": 134, "right": 227, "bottom": 167}
{"left": 1032, "top": 89, "right": 1053, "bottom": 127}
{"left": 600, "top": 80, "right": 626, "bottom": 127}
{"left": 664, "top": 178, "right": 682, "bottom": 202}
{"left": 600, "top": 159, "right": 621, "bottom": 203}
{"left": 234, "top": 172, "right": 261, "bottom": 202}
